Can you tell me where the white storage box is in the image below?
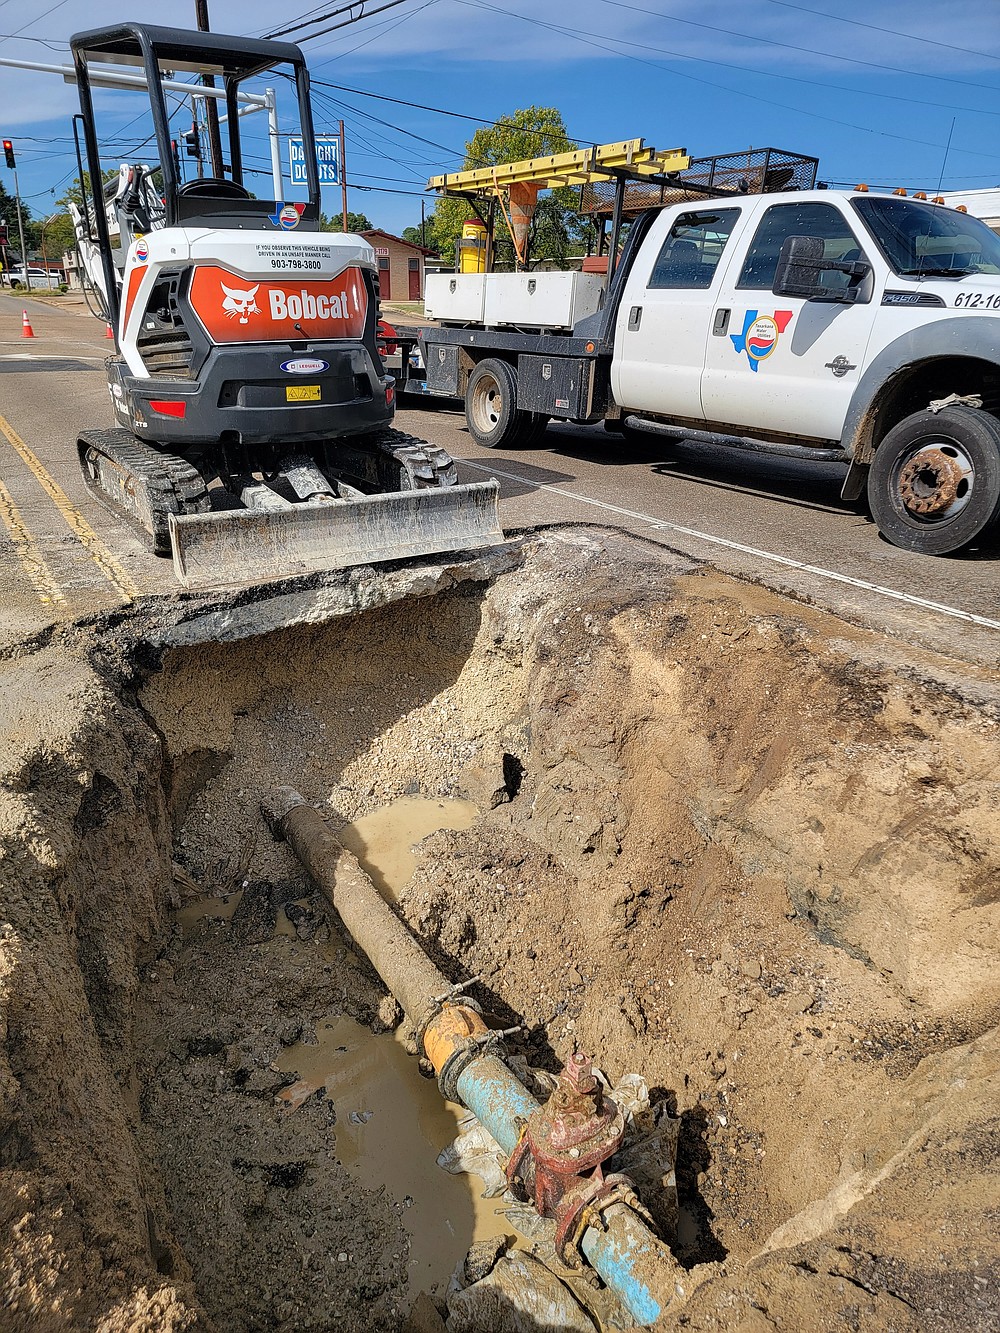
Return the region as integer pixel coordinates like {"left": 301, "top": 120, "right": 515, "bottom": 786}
{"left": 482, "top": 272, "right": 605, "bottom": 331}
{"left": 424, "top": 273, "right": 487, "bottom": 324}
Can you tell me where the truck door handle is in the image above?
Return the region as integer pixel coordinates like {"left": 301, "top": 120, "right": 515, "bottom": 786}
{"left": 712, "top": 308, "right": 730, "bottom": 336}
{"left": 628, "top": 305, "right": 642, "bottom": 330}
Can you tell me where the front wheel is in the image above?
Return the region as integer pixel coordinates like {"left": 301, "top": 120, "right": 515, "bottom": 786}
{"left": 867, "top": 405, "right": 1000, "bottom": 555}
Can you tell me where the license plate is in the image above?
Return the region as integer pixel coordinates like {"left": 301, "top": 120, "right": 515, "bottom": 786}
{"left": 286, "top": 385, "right": 321, "bottom": 402}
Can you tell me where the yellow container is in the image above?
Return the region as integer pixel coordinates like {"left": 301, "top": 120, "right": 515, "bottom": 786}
{"left": 458, "top": 218, "right": 487, "bottom": 274}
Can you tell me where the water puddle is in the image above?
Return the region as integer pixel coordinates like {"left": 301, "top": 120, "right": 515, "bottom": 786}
{"left": 275, "top": 1015, "right": 511, "bottom": 1300}
{"left": 173, "top": 797, "right": 502, "bottom": 1300}
{"left": 173, "top": 892, "right": 301, "bottom": 939}
{"left": 174, "top": 893, "right": 239, "bottom": 932}
{"left": 336, "top": 795, "right": 479, "bottom": 903}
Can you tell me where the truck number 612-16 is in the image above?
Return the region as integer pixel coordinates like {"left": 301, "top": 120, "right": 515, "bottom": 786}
{"left": 953, "top": 291, "right": 1000, "bottom": 309}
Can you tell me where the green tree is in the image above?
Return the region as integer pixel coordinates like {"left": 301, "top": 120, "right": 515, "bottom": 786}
{"left": 320, "top": 210, "right": 373, "bottom": 233}
{"left": 56, "top": 168, "right": 120, "bottom": 212}
{"left": 431, "top": 107, "right": 585, "bottom": 270}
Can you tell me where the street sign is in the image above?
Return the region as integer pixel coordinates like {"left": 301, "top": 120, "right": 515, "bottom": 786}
{"left": 288, "top": 135, "right": 340, "bottom": 186}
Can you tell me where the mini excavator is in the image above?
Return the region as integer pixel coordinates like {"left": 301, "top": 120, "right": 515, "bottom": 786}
{"left": 68, "top": 23, "right": 500, "bottom": 586}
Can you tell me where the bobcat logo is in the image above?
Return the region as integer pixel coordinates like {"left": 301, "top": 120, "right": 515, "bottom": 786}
{"left": 221, "top": 282, "right": 261, "bottom": 324}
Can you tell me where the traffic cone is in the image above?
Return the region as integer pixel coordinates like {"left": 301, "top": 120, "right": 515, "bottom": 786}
{"left": 104, "top": 321, "right": 114, "bottom": 339}
{"left": 21, "top": 309, "right": 34, "bottom": 338}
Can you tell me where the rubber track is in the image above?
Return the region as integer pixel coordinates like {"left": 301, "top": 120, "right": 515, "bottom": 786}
{"left": 78, "top": 427, "right": 210, "bottom": 556}
{"left": 369, "top": 425, "right": 459, "bottom": 490}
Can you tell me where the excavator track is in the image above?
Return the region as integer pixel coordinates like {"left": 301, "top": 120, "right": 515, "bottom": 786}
{"left": 321, "top": 425, "right": 459, "bottom": 496}
{"left": 375, "top": 427, "right": 459, "bottom": 490}
{"left": 77, "top": 427, "right": 211, "bottom": 555}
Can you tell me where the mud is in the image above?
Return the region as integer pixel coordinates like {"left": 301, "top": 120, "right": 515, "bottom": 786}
{"left": 0, "top": 527, "right": 997, "bottom": 1331}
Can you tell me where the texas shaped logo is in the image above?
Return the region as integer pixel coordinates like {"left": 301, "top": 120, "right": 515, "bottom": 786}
{"left": 268, "top": 202, "right": 306, "bottom": 230}
{"left": 730, "top": 309, "right": 793, "bottom": 372}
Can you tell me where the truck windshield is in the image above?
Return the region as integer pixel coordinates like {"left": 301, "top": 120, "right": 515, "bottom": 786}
{"left": 853, "top": 196, "right": 1000, "bottom": 277}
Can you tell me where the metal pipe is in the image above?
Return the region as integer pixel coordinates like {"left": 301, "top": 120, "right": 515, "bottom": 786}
{"left": 263, "top": 786, "right": 681, "bottom": 1326}
{"left": 262, "top": 786, "right": 451, "bottom": 1027}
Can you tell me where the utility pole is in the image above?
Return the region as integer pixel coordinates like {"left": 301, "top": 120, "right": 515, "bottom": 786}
{"left": 195, "top": 0, "right": 225, "bottom": 179}
{"left": 339, "top": 120, "right": 348, "bottom": 232}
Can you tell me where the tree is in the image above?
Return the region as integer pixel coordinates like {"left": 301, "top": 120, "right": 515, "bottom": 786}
{"left": 320, "top": 211, "right": 373, "bottom": 234}
{"left": 56, "top": 169, "right": 120, "bottom": 212}
{"left": 431, "top": 107, "right": 586, "bottom": 270}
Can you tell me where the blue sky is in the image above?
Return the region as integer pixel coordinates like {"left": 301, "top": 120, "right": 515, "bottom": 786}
{"left": 0, "top": 0, "right": 997, "bottom": 236}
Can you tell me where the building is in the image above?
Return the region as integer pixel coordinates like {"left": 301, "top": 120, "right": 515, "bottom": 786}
{"left": 360, "top": 229, "right": 435, "bottom": 303}
{"left": 939, "top": 188, "right": 1000, "bottom": 236}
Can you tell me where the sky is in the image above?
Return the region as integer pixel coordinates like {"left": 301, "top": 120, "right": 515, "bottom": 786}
{"left": 0, "top": 0, "right": 998, "bottom": 238}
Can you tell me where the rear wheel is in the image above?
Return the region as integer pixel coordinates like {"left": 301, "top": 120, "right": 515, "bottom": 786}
{"left": 523, "top": 413, "right": 550, "bottom": 446}
{"left": 867, "top": 405, "right": 1000, "bottom": 555}
{"left": 466, "top": 358, "right": 534, "bottom": 448}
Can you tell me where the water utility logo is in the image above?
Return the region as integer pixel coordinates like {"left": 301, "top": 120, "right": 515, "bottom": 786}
{"left": 268, "top": 202, "right": 306, "bottom": 230}
{"left": 730, "top": 309, "right": 793, "bottom": 371}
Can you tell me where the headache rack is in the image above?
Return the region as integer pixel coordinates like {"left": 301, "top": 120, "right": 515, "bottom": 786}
{"left": 578, "top": 146, "right": 819, "bottom": 218}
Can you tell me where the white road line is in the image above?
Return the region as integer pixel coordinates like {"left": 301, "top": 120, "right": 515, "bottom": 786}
{"left": 0, "top": 352, "right": 106, "bottom": 361}
{"left": 461, "top": 458, "right": 1000, "bottom": 633}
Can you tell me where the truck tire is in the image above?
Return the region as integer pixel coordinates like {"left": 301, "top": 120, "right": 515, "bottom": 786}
{"left": 466, "top": 358, "right": 533, "bottom": 449}
{"left": 867, "top": 405, "right": 1000, "bottom": 555}
{"left": 523, "top": 413, "right": 550, "bottom": 445}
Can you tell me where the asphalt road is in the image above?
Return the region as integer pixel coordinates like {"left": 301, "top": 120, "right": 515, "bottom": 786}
{"left": 1, "top": 292, "right": 998, "bottom": 666}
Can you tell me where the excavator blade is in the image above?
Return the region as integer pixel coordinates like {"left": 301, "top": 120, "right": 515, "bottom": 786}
{"left": 168, "top": 479, "right": 504, "bottom": 589}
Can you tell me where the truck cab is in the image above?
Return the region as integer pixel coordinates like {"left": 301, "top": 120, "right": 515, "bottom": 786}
{"left": 612, "top": 189, "right": 1000, "bottom": 552}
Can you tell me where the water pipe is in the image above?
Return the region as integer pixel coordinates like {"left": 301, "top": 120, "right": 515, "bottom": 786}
{"left": 263, "top": 786, "right": 682, "bottom": 1326}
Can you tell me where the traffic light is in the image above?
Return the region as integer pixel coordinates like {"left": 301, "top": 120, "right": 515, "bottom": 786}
{"left": 184, "top": 128, "right": 200, "bottom": 158}
{"left": 2, "top": 140, "right": 14, "bottom": 170}
{"left": 170, "top": 138, "right": 181, "bottom": 174}
{"left": 0, "top": 224, "right": 7, "bottom": 245}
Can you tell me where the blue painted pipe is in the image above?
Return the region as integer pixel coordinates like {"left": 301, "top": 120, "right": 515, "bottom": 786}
{"left": 455, "top": 1055, "right": 674, "bottom": 1326}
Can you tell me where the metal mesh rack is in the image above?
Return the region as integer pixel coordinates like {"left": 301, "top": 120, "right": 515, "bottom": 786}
{"left": 579, "top": 147, "right": 819, "bottom": 217}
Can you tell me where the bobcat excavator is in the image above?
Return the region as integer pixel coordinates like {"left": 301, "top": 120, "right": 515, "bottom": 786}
{"left": 68, "top": 22, "right": 500, "bottom": 587}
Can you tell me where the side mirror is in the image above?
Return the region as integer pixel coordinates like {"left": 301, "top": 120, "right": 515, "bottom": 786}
{"left": 772, "top": 234, "right": 871, "bottom": 304}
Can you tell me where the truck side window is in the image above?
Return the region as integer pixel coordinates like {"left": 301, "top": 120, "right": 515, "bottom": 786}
{"left": 647, "top": 209, "right": 741, "bottom": 289}
{"left": 738, "top": 202, "right": 863, "bottom": 289}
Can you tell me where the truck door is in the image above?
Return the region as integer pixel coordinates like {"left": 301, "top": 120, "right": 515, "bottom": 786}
{"left": 612, "top": 206, "right": 745, "bottom": 421}
{"left": 701, "top": 199, "right": 879, "bottom": 441}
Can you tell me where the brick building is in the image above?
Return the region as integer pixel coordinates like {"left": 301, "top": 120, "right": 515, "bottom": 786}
{"left": 361, "top": 229, "right": 435, "bottom": 303}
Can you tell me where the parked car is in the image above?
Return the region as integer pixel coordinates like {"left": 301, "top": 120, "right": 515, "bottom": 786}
{"left": 8, "top": 267, "right": 62, "bottom": 290}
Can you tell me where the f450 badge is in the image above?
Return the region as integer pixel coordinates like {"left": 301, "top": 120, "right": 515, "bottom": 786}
{"left": 730, "top": 309, "right": 793, "bottom": 372}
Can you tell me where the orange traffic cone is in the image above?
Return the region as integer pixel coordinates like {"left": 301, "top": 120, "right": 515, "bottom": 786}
{"left": 21, "top": 309, "right": 34, "bottom": 338}
{"left": 105, "top": 321, "right": 114, "bottom": 339}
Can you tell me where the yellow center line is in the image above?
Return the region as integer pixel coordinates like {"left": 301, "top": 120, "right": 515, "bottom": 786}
{"left": 0, "top": 411, "right": 139, "bottom": 601}
{"left": 0, "top": 476, "right": 67, "bottom": 607}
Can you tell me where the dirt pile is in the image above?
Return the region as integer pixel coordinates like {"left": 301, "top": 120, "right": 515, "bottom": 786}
{"left": 0, "top": 528, "right": 997, "bottom": 1331}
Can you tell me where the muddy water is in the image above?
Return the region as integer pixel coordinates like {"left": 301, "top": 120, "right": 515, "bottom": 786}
{"left": 337, "top": 795, "right": 479, "bottom": 903}
{"left": 273, "top": 796, "right": 507, "bottom": 1300}
{"left": 174, "top": 797, "right": 503, "bottom": 1303}
{"left": 275, "top": 1016, "right": 511, "bottom": 1300}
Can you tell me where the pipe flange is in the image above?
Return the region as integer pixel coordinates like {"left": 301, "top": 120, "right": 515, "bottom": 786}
{"left": 414, "top": 986, "right": 484, "bottom": 1060}
{"left": 437, "top": 1031, "right": 507, "bottom": 1104}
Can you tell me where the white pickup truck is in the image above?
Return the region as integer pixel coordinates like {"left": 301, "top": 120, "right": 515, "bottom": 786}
{"left": 418, "top": 189, "right": 1000, "bottom": 555}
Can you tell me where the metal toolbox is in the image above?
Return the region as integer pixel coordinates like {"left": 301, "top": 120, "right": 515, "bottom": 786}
{"left": 424, "top": 273, "right": 487, "bottom": 324}
{"left": 482, "top": 272, "right": 604, "bottom": 331}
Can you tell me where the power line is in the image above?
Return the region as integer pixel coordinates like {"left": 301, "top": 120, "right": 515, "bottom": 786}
{"left": 592, "top": 0, "right": 1000, "bottom": 96}
{"left": 762, "top": 0, "right": 1000, "bottom": 64}
{"left": 456, "top": 0, "right": 1000, "bottom": 162}
{"left": 267, "top": 0, "right": 417, "bottom": 42}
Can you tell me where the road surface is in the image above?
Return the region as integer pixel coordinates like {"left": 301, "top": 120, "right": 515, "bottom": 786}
{"left": 0, "top": 293, "right": 997, "bottom": 665}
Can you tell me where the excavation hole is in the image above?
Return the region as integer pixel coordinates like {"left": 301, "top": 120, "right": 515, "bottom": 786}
{"left": 3, "top": 533, "right": 997, "bottom": 1331}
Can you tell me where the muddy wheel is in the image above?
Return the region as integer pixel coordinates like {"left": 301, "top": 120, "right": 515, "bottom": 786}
{"left": 466, "top": 358, "right": 532, "bottom": 449}
{"left": 867, "top": 406, "right": 1000, "bottom": 555}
